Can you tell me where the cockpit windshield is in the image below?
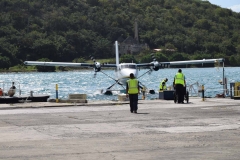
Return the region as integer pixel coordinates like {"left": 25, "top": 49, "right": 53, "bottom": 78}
{"left": 121, "top": 64, "right": 136, "bottom": 69}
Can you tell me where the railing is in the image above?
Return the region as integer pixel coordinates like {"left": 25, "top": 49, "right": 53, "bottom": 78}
{"left": 187, "top": 81, "right": 229, "bottom": 98}
{"left": 187, "top": 82, "right": 200, "bottom": 97}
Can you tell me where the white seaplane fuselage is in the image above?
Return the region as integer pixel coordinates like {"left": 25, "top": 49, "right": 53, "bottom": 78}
{"left": 116, "top": 63, "right": 138, "bottom": 85}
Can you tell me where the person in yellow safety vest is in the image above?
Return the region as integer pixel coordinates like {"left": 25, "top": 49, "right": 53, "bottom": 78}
{"left": 126, "top": 73, "right": 140, "bottom": 113}
{"left": 174, "top": 69, "right": 186, "bottom": 104}
{"left": 159, "top": 78, "right": 168, "bottom": 91}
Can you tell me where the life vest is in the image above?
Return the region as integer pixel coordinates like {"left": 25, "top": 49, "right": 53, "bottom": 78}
{"left": 127, "top": 79, "right": 139, "bottom": 94}
{"left": 174, "top": 73, "right": 185, "bottom": 85}
{"left": 159, "top": 80, "right": 167, "bottom": 90}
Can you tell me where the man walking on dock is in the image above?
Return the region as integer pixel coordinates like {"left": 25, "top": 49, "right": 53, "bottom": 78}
{"left": 126, "top": 73, "right": 140, "bottom": 113}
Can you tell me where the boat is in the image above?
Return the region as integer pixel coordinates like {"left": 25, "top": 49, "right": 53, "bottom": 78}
{"left": 0, "top": 81, "right": 50, "bottom": 103}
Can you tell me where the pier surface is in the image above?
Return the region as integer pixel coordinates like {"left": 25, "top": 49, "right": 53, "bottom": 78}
{"left": 0, "top": 97, "right": 239, "bottom": 160}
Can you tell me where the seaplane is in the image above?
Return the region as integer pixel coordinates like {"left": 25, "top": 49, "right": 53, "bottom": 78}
{"left": 24, "top": 41, "right": 224, "bottom": 94}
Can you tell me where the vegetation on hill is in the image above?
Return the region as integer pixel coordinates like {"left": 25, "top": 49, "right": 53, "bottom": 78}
{"left": 0, "top": 0, "right": 240, "bottom": 71}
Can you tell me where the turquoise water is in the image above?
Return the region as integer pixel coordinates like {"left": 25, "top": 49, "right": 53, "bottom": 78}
{"left": 0, "top": 67, "right": 239, "bottom": 100}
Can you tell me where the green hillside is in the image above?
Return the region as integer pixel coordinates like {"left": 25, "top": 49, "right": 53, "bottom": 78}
{"left": 1, "top": 0, "right": 240, "bottom": 70}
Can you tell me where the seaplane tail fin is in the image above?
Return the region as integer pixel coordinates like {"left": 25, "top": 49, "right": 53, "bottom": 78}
{"left": 115, "top": 41, "right": 119, "bottom": 67}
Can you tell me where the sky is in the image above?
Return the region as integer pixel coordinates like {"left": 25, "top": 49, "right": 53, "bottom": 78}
{"left": 207, "top": 0, "right": 240, "bottom": 12}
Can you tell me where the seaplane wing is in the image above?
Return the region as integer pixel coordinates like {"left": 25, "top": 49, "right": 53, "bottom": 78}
{"left": 24, "top": 61, "right": 95, "bottom": 67}
{"left": 134, "top": 58, "right": 224, "bottom": 71}
{"left": 168, "top": 58, "right": 224, "bottom": 65}
{"left": 23, "top": 61, "right": 118, "bottom": 68}
{"left": 136, "top": 62, "right": 170, "bottom": 68}
{"left": 24, "top": 58, "right": 223, "bottom": 68}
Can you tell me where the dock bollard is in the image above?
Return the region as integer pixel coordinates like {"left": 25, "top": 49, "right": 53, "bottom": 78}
{"left": 56, "top": 84, "right": 59, "bottom": 103}
{"left": 202, "top": 85, "right": 205, "bottom": 101}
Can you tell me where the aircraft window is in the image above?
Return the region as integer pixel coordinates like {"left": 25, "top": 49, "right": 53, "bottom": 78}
{"left": 128, "top": 65, "right": 136, "bottom": 69}
{"left": 121, "top": 65, "right": 136, "bottom": 69}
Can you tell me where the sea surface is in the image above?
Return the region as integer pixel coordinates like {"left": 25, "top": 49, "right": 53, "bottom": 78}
{"left": 0, "top": 67, "right": 239, "bottom": 100}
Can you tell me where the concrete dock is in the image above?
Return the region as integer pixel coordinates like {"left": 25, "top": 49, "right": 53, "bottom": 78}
{"left": 0, "top": 97, "right": 239, "bottom": 160}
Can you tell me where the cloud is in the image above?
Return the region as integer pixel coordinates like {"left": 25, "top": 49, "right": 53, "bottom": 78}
{"left": 228, "top": 4, "right": 240, "bottom": 12}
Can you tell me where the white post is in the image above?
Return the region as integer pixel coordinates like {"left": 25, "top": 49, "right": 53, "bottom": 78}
{"left": 222, "top": 61, "right": 225, "bottom": 96}
{"left": 115, "top": 41, "right": 119, "bottom": 66}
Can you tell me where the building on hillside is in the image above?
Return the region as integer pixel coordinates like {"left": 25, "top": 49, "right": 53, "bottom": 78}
{"left": 117, "top": 36, "right": 148, "bottom": 55}
{"left": 115, "top": 20, "right": 149, "bottom": 55}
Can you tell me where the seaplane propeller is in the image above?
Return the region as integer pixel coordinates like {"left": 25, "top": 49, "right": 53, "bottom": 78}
{"left": 143, "top": 53, "right": 160, "bottom": 76}
{"left": 150, "top": 53, "right": 160, "bottom": 71}
{"left": 90, "top": 56, "right": 102, "bottom": 78}
{"left": 138, "top": 53, "right": 169, "bottom": 79}
{"left": 149, "top": 53, "right": 170, "bottom": 71}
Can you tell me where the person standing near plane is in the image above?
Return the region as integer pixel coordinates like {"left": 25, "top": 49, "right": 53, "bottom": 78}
{"left": 159, "top": 78, "right": 168, "bottom": 91}
{"left": 126, "top": 73, "right": 140, "bottom": 113}
{"left": 8, "top": 82, "right": 16, "bottom": 97}
{"left": 173, "top": 69, "right": 186, "bottom": 103}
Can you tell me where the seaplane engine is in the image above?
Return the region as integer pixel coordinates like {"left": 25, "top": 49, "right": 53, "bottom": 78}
{"left": 94, "top": 62, "right": 101, "bottom": 72}
{"left": 151, "top": 61, "right": 160, "bottom": 71}
{"left": 90, "top": 56, "right": 102, "bottom": 77}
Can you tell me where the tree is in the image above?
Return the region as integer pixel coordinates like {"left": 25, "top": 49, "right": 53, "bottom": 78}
{"left": 0, "top": 56, "right": 11, "bottom": 68}
{"left": 120, "top": 54, "right": 137, "bottom": 63}
{"left": 0, "top": 0, "right": 240, "bottom": 70}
